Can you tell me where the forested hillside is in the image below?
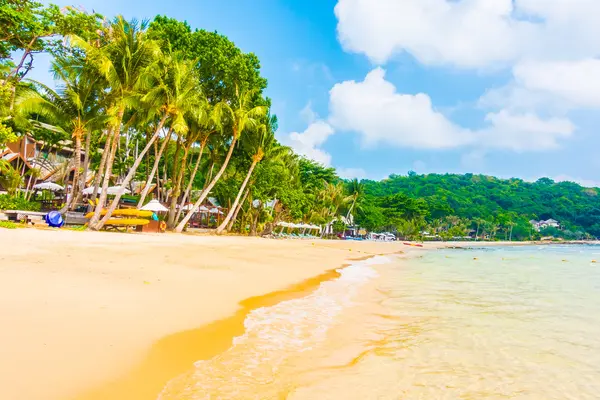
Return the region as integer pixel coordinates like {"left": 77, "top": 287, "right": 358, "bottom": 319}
{"left": 354, "top": 173, "right": 600, "bottom": 240}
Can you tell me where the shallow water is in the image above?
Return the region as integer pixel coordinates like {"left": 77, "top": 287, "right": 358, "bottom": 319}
{"left": 159, "top": 246, "right": 600, "bottom": 399}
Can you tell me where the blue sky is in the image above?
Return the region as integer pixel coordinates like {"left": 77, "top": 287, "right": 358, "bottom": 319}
{"left": 34, "top": 0, "right": 600, "bottom": 186}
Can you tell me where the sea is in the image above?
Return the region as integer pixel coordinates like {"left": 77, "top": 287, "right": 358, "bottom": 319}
{"left": 158, "top": 245, "right": 600, "bottom": 399}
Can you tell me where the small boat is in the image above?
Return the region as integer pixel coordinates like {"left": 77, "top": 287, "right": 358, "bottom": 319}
{"left": 403, "top": 242, "right": 423, "bottom": 247}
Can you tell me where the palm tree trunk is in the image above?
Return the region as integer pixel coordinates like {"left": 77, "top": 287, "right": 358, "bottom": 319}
{"left": 203, "top": 160, "right": 215, "bottom": 191}
{"left": 346, "top": 196, "right": 357, "bottom": 221}
{"left": 167, "top": 141, "right": 189, "bottom": 229}
{"left": 175, "top": 136, "right": 238, "bottom": 233}
{"left": 227, "top": 187, "right": 249, "bottom": 232}
{"left": 71, "top": 129, "right": 92, "bottom": 211}
{"left": 175, "top": 140, "right": 205, "bottom": 222}
{"left": 216, "top": 159, "right": 258, "bottom": 234}
{"left": 91, "top": 130, "right": 112, "bottom": 203}
{"left": 96, "top": 113, "right": 168, "bottom": 230}
{"left": 24, "top": 172, "right": 34, "bottom": 201}
{"left": 61, "top": 132, "right": 82, "bottom": 213}
{"left": 137, "top": 126, "right": 172, "bottom": 207}
{"left": 89, "top": 108, "right": 124, "bottom": 230}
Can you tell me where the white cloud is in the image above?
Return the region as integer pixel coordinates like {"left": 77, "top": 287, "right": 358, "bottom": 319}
{"left": 337, "top": 167, "right": 367, "bottom": 180}
{"left": 479, "top": 110, "right": 575, "bottom": 151}
{"left": 300, "top": 101, "right": 318, "bottom": 124}
{"left": 334, "top": 0, "right": 600, "bottom": 68}
{"left": 553, "top": 174, "right": 600, "bottom": 188}
{"left": 513, "top": 59, "right": 600, "bottom": 109}
{"left": 285, "top": 121, "right": 335, "bottom": 166}
{"left": 327, "top": 68, "right": 573, "bottom": 152}
{"left": 328, "top": 68, "right": 473, "bottom": 149}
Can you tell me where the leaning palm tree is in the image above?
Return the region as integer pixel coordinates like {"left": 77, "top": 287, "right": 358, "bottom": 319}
{"left": 175, "top": 87, "right": 267, "bottom": 233}
{"left": 70, "top": 17, "right": 162, "bottom": 230}
{"left": 345, "top": 178, "right": 364, "bottom": 221}
{"left": 216, "top": 115, "right": 285, "bottom": 233}
{"left": 16, "top": 56, "right": 103, "bottom": 210}
{"left": 96, "top": 56, "right": 203, "bottom": 230}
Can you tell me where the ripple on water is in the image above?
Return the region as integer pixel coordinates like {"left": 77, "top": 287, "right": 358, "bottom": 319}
{"left": 160, "top": 246, "right": 600, "bottom": 399}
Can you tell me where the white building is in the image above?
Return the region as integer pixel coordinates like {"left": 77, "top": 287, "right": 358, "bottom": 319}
{"left": 530, "top": 219, "right": 560, "bottom": 231}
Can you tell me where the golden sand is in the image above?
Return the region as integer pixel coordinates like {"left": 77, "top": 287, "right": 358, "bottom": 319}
{"left": 0, "top": 228, "right": 415, "bottom": 400}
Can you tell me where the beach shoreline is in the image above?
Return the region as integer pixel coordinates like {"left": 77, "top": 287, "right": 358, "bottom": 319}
{"left": 0, "top": 229, "right": 418, "bottom": 400}
{"left": 0, "top": 228, "right": 534, "bottom": 400}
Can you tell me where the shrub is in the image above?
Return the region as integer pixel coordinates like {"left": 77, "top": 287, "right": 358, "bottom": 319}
{"left": 0, "top": 194, "right": 41, "bottom": 211}
{"left": 0, "top": 221, "right": 18, "bottom": 229}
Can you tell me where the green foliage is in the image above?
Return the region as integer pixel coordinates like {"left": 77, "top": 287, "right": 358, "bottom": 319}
{"left": 148, "top": 16, "right": 267, "bottom": 103}
{"left": 0, "top": 121, "right": 16, "bottom": 147}
{"left": 0, "top": 194, "right": 41, "bottom": 211}
{"left": 0, "top": 1, "right": 102, "bottom": 80}
{"left": 0, "top": 220, "right": 19, "bottom": 229}
{"left": 357, "top": 173, "right": 600, "bottom": 239}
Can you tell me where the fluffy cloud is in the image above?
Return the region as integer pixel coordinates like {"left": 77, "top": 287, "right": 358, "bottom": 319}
{"left": 328, "top": 68, "right": 472, "bottom": 149}
{"left": 481, "top": 59, "right": 600, "bottom": 112}
{"left": 480, "top": 110, "right": 575, "bottom": 151}
{"left": 328, "top": 68, "right": 573, "bottom": 152}
{"left": 335, "top": 0, "right": 600, "bottom": 68}
{"left": 285, "top": 121, "right": 335, "bottom": 166}
{"left": 337, "top": 167, "right": 367, "bottom": 180}
{"left": 513, "top": 59, "right": 600, "bottom": 109}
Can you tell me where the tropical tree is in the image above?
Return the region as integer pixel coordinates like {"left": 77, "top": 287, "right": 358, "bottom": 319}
{"left": 345, "top": 178, "right": 365, "bottom": 220}
{"left": 216, "top": 115, "right": 284, "bottom": 233}
{"left": 70, "top": 17, "right": 162, "bottom": 230}
{"left": 98, "top": 55, "right": 203, "bottom": 229}
{"left": 175, "top": 87, "right": 267, "bottom": 233}
{"left": 16, "top": 54, "right": 103, "bottom": 210}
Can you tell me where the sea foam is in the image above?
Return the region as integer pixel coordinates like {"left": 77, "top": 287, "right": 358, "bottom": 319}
{"left": 158, "top": 256, "right": 387, "bottom": 400}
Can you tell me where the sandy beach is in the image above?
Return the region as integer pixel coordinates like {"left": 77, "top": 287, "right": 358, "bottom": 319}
{"left": 0, "top": 228, "right": 433, "bottom": 400}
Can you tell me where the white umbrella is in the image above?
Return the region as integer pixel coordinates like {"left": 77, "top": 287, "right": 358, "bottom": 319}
{"left": 198, "top": 205, "right": 209, "bottom": 212}
{"left": 32, "top": 182, "right": 64, "bottom": 192}
{"left": 140, "top": 199, "right": 168, "bottom": 212}
{"left": 82, "top": 186, "right": 131, "bottom": 195}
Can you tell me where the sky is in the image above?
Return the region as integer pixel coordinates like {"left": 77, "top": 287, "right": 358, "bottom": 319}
{"left": 32, "top": 0, "right": 600, "bottom": 186}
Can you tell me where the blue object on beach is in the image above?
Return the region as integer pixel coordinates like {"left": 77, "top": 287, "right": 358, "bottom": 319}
{"left": 45, "top": 211, "right": 64, "bottom": 228}
{"left": 151, "top": 213, "right": 159, "bottom": 221}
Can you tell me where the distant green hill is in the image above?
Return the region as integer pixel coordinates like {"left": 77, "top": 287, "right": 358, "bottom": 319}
{"left": 355, "top": 173, "right": 600, "bottom": 240}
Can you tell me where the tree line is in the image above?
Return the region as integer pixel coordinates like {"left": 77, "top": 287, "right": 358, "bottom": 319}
{"left": 1, "top": 2, "right": 597, "bottom": 240}
{"left": 355, "top": 173, "right": 600, "bottom": 240}
{"left": 0, "top": 1, "right": 362, "bottom": 235}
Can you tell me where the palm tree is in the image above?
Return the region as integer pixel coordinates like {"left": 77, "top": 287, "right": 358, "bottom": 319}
{"left": 24, "top": 167, "right": 41, "bottom": 200}
{"left": 175, "top": 87, "right": 267, "bottom": 233}
{"left": 174, "top": 125, "right": 215, "bottom": 223}
{"left": 70, "top": 17, "right": 162, "bottom": 230}
{"left": 97, "top": 56, "right": 203, "bottom": 230}
{"left": 16, "top": 56, "right": 103, "bottom": 210}
{"left": 345, "top": 178, "right": 364, "bottom": 221}
{"left": 216, "top": 116, "right": 283, "bottom": 234}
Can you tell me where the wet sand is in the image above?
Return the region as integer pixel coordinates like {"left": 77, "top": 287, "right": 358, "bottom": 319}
{"left": 0, "top": 229, "right": 422, "bottom": 400}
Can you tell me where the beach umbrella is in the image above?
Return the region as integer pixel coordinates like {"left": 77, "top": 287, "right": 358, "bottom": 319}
{"left": 140, "top": 199, "right": 168, "bottom": 213}
{"left": 209, "top": 207, "right": 220, "bottom": 214}
{"left": 198, "top": 205, "right": 210, "bottom": 212}
{"left": 32, "top": 182, "right": 64, "bottom": 192}
{"left": 180, "top": 203, "right": 196, "bottom": 211}
{"left": 82, "top": 186, "right": 131, "bottom": 195}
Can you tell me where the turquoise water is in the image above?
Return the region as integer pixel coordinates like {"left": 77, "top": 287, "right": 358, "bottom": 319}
{"left": 160, "top": 245, "right": 600, "bottom": 399}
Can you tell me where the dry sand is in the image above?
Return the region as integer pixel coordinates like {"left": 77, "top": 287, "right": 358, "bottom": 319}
{"left": 0, "top": 228, "right": 434, "bottom": 400}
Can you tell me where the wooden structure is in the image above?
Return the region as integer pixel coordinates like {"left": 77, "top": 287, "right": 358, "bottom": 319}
{"left": 187, "top": 206, "right": 227, "bottom": 229}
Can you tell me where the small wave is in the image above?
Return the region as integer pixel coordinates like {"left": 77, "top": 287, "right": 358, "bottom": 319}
{"left": 158, "top": 256, "right": 388, "bottom": 400}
